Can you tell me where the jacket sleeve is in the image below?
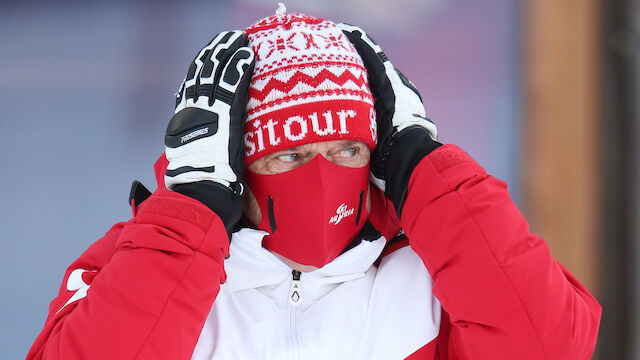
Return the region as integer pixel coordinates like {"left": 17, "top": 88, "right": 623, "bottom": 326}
{"left": 400, "top": 144, "right": 601, "bottom": 359}
{"left": 26, "top": 188, "right": 229, "bottom": 360}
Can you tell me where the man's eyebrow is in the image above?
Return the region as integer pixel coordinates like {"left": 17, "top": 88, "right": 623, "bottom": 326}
{"left": 281, "top": 146, "right": 301, "bottom": 152}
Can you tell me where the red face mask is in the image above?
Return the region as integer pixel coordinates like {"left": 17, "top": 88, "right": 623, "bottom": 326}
{"left": 245, "top": 155, "right": 370, "bottom": 267}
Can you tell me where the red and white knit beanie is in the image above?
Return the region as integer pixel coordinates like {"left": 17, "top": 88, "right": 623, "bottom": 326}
{"left": 243, "top": 6, "right": 377, "bottom": 164}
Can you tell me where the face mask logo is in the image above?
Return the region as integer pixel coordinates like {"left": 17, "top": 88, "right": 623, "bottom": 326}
{"left": 329, "top": 203, "right": 355, "bottom": 225}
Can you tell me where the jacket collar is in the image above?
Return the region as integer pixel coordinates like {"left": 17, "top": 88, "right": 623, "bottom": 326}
{"left": 224, "top": 227, "right": 386, "bottom": 292}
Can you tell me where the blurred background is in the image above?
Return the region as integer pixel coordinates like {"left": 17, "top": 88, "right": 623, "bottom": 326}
{"left": 0, "top": 0, "right": 636, "bottom": 358}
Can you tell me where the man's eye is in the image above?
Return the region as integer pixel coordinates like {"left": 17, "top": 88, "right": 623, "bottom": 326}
{"left": 277, "top": 153, "right": 300, "bottom": 163}
{"left": 338, "top": 148, "right": 358, "bottom": 158}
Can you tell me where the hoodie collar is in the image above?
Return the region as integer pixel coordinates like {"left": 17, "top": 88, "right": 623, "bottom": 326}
{"left": 224, "top": 228, "right": 386, "bottom": 292}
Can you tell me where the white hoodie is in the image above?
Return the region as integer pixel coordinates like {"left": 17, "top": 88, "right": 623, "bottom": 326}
{"left": 192, "top": 228, "right": 441, "bottom": 360}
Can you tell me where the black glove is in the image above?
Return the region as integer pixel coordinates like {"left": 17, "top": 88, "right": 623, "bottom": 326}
{"left": 339, "top": 24, "right": 440, "bottom": 217}
{"left": 164, "top": 30, "right": 255, "bottom": 234}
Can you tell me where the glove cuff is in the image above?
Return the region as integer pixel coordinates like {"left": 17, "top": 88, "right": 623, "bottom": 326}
{"left": 385, "top": 126, "right": 442, "bottom": 217}
{"left": 172, "top": 181, "right": 243, "bottom": 238}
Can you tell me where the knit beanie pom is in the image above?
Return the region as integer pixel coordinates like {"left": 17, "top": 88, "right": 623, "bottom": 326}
{"left": 244, "top": 8, "right": 377, "bottom": 164}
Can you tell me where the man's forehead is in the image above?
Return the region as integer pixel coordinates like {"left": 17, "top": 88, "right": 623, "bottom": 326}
{"left": 283, "top": 140, "right": 362, "bottom": 152}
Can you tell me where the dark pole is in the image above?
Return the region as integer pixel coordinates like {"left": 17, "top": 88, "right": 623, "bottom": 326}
{"left": 599, "top": 0, "right": 638, "bottom": 358}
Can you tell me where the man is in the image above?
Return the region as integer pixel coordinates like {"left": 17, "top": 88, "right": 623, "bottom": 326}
{"left": 28, "top": 8, "right": 601, "bottom": 359}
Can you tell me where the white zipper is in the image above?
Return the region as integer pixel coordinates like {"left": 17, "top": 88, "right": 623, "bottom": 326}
{"left": 289, "top": 270, "right": 302, "bottom": 306}
{"left": 288, "top": 270, "right": 302, "bottom": 360}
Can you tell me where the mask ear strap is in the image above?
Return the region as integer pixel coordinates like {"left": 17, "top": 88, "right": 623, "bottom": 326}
{"left": 355, "top": 189, "right": 364, "bottom": 226}
{"left": 268, "top": 195, "right": 277, "bottom": 232}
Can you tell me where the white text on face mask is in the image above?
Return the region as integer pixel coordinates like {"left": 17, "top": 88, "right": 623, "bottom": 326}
{"left": 329, "top": 203, "right": 355, "bottom": 225}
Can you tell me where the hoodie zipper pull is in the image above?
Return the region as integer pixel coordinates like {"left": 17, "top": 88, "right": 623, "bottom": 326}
{"left": 289, "top": 270, "right": 302, "bottom": 306}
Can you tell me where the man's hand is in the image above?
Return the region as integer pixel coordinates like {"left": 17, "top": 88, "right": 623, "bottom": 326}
{"left": 339, "top": 24, "right": 440, "bottom": 217}
{"left": 164, "top": 30, "right": 255, "bottom": 233}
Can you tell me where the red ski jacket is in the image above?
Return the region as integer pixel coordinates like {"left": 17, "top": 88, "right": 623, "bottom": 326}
{"left": 27, "top": 144, "right": 601, "bottom": 359}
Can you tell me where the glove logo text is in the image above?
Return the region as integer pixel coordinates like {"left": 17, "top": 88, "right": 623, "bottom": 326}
{"left": 181, "top": 127, "right": 209, "bottom": 144}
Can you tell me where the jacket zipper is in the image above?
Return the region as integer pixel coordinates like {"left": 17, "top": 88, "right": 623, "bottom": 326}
{"left": 288, "top": 270, "right": 302, "bottom": 360}
{"left": 289, "top": 270, "right": 302, "bottom": 306}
